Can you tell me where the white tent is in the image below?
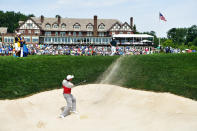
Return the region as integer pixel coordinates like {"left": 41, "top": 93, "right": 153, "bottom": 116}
{"left": 113, "top": 34, "right": 154, "bottom": 38}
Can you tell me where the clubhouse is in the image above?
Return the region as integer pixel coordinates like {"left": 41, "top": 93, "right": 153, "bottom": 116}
{"left": 0, "top": 15, "right": 153, "bottom": 46}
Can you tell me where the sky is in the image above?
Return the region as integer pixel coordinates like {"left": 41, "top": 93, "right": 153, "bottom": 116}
{"left": 0, "top": 0, "right": 196, "bottom": 37}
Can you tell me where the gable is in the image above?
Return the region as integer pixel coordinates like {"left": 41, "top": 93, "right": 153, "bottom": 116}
{"left": 19, "top": 19, "right": 40, "bottom": 30}
{"left": 110, "top": 23, "right": 121, "bottom": 31}
{"left": 120, "top": 22, "right": 132, "bottom": 31}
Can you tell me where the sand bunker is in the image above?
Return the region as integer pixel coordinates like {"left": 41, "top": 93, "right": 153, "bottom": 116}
{"left": 1, "top": 84, "right": 197, "bottom": 131}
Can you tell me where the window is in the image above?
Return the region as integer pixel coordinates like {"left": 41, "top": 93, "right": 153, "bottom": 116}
{"left": 73, "top": 32, "right": 76, "bottom": 36}
{"left": 87, "top": 32, "right": 93, "bottom": 36}
{"left": 114, "top": 24, "right": 120, "bottom": 30}
{"left": 27, "top": 23, "right": 33, "bottom": 28}
{"left": 24, "top": 37, "right": 31, "bottom": 42}
{"left": 68, "top": 32, "right": 71, "bottom": 36}
{"left": 60, "top": 32, "right": 65, "bottom": 36}
{"left": 122, "top": 25, "right": 128, "bottom": 30}
{"left": 61, "top": 24, "right": 66, "bottom": 29}
{"left": 55, "top": 32, "right": 58, "bottom": 36}
{"left": 99, "top": 32, "right": 104, "bottom": 36}
{"left": 32, "top": 37, "right": 39, "bottom": 43}
{"left": 98, "top": 24, "right": 105, "bottom": 30}
{"left": 78, "top": 32, "right": 82, "bottom": 36}
{"left": 119, "top": 32, "right": 123, "bottom": 34}
{"left": 73, "top": 23, "right": 80, "bottom": 30}
{"left": 45, "top": 32, "right": 51, "bottom": 36}
{"left": 87, "top": 24, "right": 93, "bottom": 30}
{"left": 4, "top": 38, "right": 8, "bottom": 43}
{"left": 35, "top": 30, "right": 40, "bottom": 34}
{"left": 127, "top": 32, "right": 131, "bottom": 34}
{"left": 53, "top": 24, "right": 58, "bottom": 28}
{"left": 28, "top": 30, "right": 31, "bottom": 34}
{"left": 45, "top": 24, "right": 51, "bottom": 29}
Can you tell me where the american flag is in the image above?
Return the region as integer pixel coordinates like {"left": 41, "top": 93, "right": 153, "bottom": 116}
{"left": 159, "top": 13, "right": 167, "bottom": 21}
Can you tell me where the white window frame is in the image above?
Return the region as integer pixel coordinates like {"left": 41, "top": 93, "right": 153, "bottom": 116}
{"left": 53, "top": 24, "right": 59, "bottom": 28}
{"left": 45, "top": 24, "right": 51, "bottom": 29}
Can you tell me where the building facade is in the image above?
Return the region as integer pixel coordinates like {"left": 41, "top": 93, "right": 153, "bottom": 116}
{"left": 14, "top": 15, "right": 134, "bottom": 45}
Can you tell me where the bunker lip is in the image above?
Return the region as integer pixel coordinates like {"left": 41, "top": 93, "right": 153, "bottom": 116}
{"left": 0, "top": 84, "right": 197, "bottom": 131}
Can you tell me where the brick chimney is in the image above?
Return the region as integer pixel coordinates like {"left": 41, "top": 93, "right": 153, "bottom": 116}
{"left": 58, "top": 16, "right": 61, "bottom": 25}
{"left": 130, "top": 17, "right": 133, "bottom": 29}
{"left": 41, "top": 15, "right": 44, "bottom": 23}
{"left": 93, "top": 15, "right": 98, "bottom": 36}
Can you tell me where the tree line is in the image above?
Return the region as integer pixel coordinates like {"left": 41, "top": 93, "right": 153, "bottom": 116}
{"left": 163, "top": 25, "right": 197, "bottom": 50}
{"left": 0, "top": 10, "right": 34, "bottom": 33}
{"left": 139, "top": 25, "right": 197, "bottom": 50}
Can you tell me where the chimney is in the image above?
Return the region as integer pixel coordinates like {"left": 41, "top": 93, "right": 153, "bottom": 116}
{"left": 58, "top": 16, "right": 61, "bottom": 25}
{"left": 41, "top": 15, "right": 44, "bottom": 23}
{"left": 93, "top": 15, "right": 98, "bottom": 36}
{"left": 130, "top": 17, "right": 133, "bottom": 29}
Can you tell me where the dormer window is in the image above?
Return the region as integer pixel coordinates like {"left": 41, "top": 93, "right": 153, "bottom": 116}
{"left": 61, "top": 24, "right": 66, "bottom": 29}
{"left": 86, "top": 23, "right": 93, "bottom": 30}
{"left": 73, "top": 23, "right": 80, "bottom": 30}
{"left": 53, "top": 23, "right": 58, "bottom": 28}
{"left": 45, "top": 24, "right": 51, "bottom": 29}
{"left": 98, "top": 23, "right": 105, "bottom": 30}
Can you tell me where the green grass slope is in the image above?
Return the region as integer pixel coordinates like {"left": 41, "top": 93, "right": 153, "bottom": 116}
{"left": 109, "top": 53, "right": 197, "bottom": 100}
{"left": 0, "top": 55, "right": 118, "bottom": 99}
{"left": 0, "top": 53, "right": 197, "bottom": 100}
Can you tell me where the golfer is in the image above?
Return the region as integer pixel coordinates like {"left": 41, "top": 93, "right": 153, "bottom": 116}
{"left": 109, "top": 37, "right": 117, "bottom": 56}
{"left": 60, "top": 75, "right": 77, "bottom": 118}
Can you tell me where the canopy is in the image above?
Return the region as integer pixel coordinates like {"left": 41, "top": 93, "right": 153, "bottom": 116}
{"left": 113, "top": 34, "right": 154, "bottom": 38}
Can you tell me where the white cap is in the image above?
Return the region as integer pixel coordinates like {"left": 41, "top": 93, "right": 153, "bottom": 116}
{"left": 66, "top": 75, "right": 74, "bottom": 80}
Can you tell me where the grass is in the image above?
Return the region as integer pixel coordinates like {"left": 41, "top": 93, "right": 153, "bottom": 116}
{"left": 109, "top": 53, "right": 197, "bottom": 100}
{"left": 0, "top": 53, "right": 197, "bottom": 100}
{"left": 0, "top": 55, "right": 118, "bottom": 99}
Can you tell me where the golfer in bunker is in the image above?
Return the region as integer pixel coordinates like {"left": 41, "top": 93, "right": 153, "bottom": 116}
{"left": 60, "top": 75, "right": 77, "bottom": 118}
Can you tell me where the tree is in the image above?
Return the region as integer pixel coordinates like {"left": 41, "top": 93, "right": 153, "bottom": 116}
{"left": 186, "top": 25, "right": 197, "bottom": 44}
{"left": 0, "top": 10, "right": 33, "bottom": 33}
{"left": 162, "top": 39, "right": 174, "bottom": 48}
{"left": 192, "top": 37, "right": 197, "bottom": 46}
{"left": 167, "top": 28, "right": 187, "bottom": 45}
{"left": 133, "top": 24, "right": 137, "bottom": 34}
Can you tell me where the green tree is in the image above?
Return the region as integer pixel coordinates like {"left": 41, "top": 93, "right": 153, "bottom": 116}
{"left": 0, "top": 10, "right": 34, "bottom": 33}
{"left": 162, "top": 39, "right": 174, "bottom": 48}
{"left": 186, "top": 25, "right": 197, "bottom": 44}
{"left": 133, "top": 24, "right": 137, "bottom": 34}
{"left": 167, "top": 28, "right": 187, "bottom": 45}
{"left": 192, "top": 37, "right": 197, "bottom": 46}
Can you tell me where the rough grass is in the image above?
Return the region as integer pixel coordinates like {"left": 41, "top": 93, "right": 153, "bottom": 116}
{"left": 108, "top": 53, "right": 197, "bottom": 100}
{"left": 0, "top": 55, "right": 118, "bottom": 99}
{"left": 0, "top": 53, "right": 197, "bottom": 100}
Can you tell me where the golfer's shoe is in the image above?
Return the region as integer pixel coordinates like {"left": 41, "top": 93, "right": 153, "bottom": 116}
{"left": 70, "top": 110, "right": 78, "bottom": 114}
{"left": 59, "top": 115, "right": 65, "bottom": 118}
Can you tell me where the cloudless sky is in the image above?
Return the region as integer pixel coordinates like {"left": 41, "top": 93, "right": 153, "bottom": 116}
{"left": 0, "top": 0, "right": 196, "bottom": 37}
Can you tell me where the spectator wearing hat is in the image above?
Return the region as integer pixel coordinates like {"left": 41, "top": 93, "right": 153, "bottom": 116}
{"left": 60, "top": 75, "right": 77, "bottom": 118}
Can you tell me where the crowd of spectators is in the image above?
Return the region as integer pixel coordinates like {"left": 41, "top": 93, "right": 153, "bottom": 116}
{"left": 26, "top": 44, "right": 157, "bottom": 56}
{"left": 2, "top": 43, "right": 195, "bottom": 56}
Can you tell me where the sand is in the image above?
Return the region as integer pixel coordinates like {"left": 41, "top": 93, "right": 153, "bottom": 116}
{"left": 0, "top": 84, "right": 197, "bottom": 131}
